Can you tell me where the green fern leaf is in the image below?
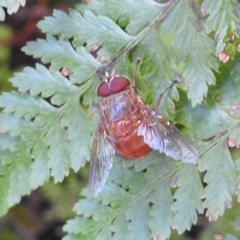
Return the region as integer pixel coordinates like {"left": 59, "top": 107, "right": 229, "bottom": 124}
{"left": 5, "top": 0, "right": 25, "bottom": 14}
{"left": 60, "top": 102, "right": 92, "bottom": 172}
{"left": 45, "top": 124, "right": 70, "bottom": 183}
{"left": 7, "top": 156, "right": 32, "bottom": 206}
{"left": 10, "top": 64, "right": 78, "bottom": 105}
{"left": 30, "top": 141, "right": 50, "bottom": 188}
{"left": 161, "top": 0, "right": 219, "bottom": 106}
{"left": 201, "top": 0, "right": 224, "bottom": 33}
{"left": 22, "top": 37, "right": 101, "bottom": 84}
{"left": 202, "top": 0, "right": 239, "bottom": 52}
{"left": 37, "top": 9, "right": 133, "bottom": 60}
{"left": 78, "top": 0, "right": 161, "bottom": 35}
{"left": 148, "top": 176, "right": 173, "bottom": 239}
{"left": 171, "top": 165, "right": 204, "bottom": 233}
{"left": 127, "top": 198, "right": 151, "bottom": 240}
{"left": 0, "top": 92, "right": 56, "bottom": 120}
{"left": 63, "top": 152, "right": 203, "bottom": 240}
{"left": 0, "top": 0, "right": 26, "bottom": 20}
{"left": 199, "top": 140, "right": 237, "bottom": 222}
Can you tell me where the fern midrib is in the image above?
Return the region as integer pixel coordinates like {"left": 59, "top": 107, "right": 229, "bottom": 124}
{"left": 199, "top": 122, "right": 240, "bottom": 156}
{"left": 103, "top": 0, "right": 180, "bottom": 72}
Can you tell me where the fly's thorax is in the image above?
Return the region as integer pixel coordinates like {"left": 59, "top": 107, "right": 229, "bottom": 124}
{"left": 100, "top": 89, "right": 132, "bottom": 122}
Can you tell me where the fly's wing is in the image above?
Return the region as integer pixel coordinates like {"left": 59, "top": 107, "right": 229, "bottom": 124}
{"left": 138, "top": 115, "right": 199, "bottom": 164}
{"left": 89, "top": 123, "right": 115, "bottom": 197}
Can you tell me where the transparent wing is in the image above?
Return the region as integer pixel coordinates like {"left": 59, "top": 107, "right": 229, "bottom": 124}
{"left": 89, "top": 123, "right": 115, "bottom": 197}
{"left": 138, "top": 115, "right": 199, "bottom": 164}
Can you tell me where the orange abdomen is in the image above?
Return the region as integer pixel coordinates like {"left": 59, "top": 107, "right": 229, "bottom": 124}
{"left": 110, "top": 119, "right": 151, "bottom": 159}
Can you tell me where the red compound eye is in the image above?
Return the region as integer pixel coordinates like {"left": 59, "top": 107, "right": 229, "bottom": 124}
{"left": 97, "top": 82, "right": 110, "bottom": 97}
{"left": 97, "top": 76, "right": 130, "bottom": 97}
{"left": 110, "top": 76, "right": 130, "bottom": 94}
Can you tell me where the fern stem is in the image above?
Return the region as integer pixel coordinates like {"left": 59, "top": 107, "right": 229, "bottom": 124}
{"left": 98, "top": 0, "right": 180, "bottom": 75}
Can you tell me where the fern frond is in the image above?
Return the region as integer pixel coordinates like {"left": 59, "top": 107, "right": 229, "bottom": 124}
{"left": 63, "top": 152, "right": 203, "bottom": 240}
{"left": 37, "top": 9, "right": 133, "bottom": 60}
{"left": 0, "top": 0, "right": 26, "bottom": 20}
{"left": 199, "top": 139, "right": 237, "bottom": 222}
{"left": 161, "top": 0, "right": 219, "bottom": 106}
{"left": 202, "top": 0, "right": 240, "bottom": 53}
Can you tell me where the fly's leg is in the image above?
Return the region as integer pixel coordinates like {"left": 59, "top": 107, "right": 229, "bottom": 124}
{"left": 132, "top": 57, "right": 142, "bottom": 90}
{"left": 132, "top": 57, "right": 180, "bottom": 113}
{"left": 155, "top": 78, "right": 180, "bottom": 112}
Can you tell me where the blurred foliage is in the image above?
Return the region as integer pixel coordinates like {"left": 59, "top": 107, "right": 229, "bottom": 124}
{"left": 0, "top": 24, "right": 13, "bottom": 92}
{"left": 42, "top": 169, "right": 89, "bottom": 220}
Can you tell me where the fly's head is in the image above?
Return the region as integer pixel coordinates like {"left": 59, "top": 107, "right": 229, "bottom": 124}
{"left": 97, "top": 72, "right": 130, "bottom": 97}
